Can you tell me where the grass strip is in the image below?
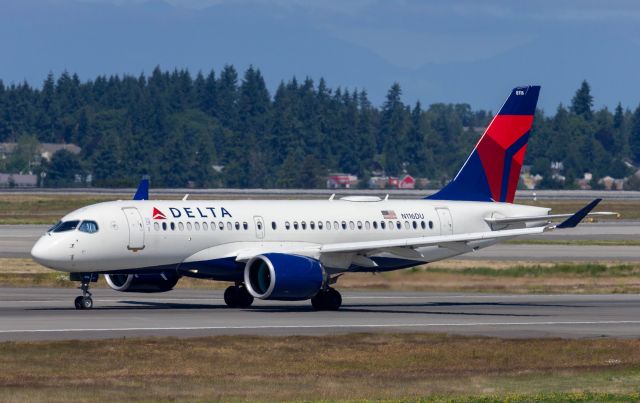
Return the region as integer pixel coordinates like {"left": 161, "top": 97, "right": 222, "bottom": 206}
{"left": 2, "top": 333, "right": 640, "bottom": 401}
{"left": 426, "top": 263, "right": 640, "bottom": 277}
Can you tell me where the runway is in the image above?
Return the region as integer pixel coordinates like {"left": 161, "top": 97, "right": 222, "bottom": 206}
{"left": 2, "top": 222, "right": 639, "bottom": 260}
{"left": 1, "top": 288, "right": 640, "bottom": 341}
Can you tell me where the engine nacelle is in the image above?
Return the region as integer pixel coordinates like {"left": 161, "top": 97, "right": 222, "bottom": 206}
{"left": 104, "top": 272, "right": 180, "bottom": 293}
{"left": 244, "top": 253, "right": 326, "bottom": 300}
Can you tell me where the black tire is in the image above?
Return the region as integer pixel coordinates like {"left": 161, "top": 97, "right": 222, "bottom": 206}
{"left": 311, "top": 288, "right": 342, "bottom": 311}
{"left": 311, "top": 294, "right": 326, "bottom": 310}
{"left": 224, "top": 286, "right": 239, "bottom": 308}
{"left": 236, "top": 286, "right": 254, "bottom": 308}
{"left": 74, "top": 296, "right": 84, "bottom": 310}
{"left": 325, "top": 288, "right": 342, "bottom": 311}
{"left": 82, "top": 297, "right": 93, "bottom": 309}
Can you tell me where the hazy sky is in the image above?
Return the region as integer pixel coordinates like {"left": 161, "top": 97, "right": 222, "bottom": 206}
{"left": 2, "top": 0, "right": 639, "bottom": 111}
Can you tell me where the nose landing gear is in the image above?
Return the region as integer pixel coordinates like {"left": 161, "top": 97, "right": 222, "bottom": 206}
{"left": 71, "top": 273, "right": 98, "bottom": 310}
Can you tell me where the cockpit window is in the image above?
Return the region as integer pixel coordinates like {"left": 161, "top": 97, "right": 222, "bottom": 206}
{"left": 48, "top": 221, "right": 62, "bottom": 232}
{"left": 52, "top": 220, "right": 80, "bottom": 233}
{"left": 79, "top": 221, "right": 99, "bottom": 234}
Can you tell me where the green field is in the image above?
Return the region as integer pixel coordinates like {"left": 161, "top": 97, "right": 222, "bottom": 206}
{"left": 2, "top": 333, "right": 640, "bottom": 401}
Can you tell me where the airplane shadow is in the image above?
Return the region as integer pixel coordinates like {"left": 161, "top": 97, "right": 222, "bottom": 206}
{"left": 28, "top": 300, "right": 586, "bottom": 317}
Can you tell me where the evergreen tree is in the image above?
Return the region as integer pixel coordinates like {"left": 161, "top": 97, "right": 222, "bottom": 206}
{"left": 630, "top": 104, "right": 640, "bottom": 163}
{"left": 570, "top": 80, "right": 594, "bottom": 120}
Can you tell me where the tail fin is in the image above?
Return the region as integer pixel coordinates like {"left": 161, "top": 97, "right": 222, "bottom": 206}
{"left": 427, "top": 85, "right": 540, "bottom": 203}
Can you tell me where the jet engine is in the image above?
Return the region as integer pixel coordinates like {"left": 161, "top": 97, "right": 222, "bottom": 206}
{"left": 104, "top": 272, "right": 180, "bottom": 292}
{"left": 244, "top": 253, "right": 326, "bottom": 300}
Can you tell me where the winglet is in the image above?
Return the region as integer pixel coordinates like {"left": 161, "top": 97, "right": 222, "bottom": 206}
{"left": 133, "top": 176, "right": 150, "bottom": 200}
{"left": 556, "top": 199, "right": 602, "bottom": 229}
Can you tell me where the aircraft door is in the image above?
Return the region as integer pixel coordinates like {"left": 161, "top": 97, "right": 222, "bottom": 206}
{"left": 435, "top": 208, "right": 453, "bottom": 235}
{"left": 122, "top": 207, "right": 145, "bottom": 250}
{"left": 254, "top": 216, "right": 265, "bottom": 239}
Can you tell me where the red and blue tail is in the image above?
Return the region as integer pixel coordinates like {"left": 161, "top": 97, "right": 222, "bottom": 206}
{"left": 427, "top": 85, "right": 540, "bottom": 203}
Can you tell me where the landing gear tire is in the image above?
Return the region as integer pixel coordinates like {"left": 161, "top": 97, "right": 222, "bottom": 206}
{"left": 74, "top": 274, "right": 94, "bottom": 310}
{"left": 311, "top": 288, "right": 342, "bottom": 311}
{"left": 224, "top": 285, "right": 254, "bottom": 308}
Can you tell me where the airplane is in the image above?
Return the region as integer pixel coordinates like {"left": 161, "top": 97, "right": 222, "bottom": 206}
{"left": 30, "top": 85, "right": 615, "bottom": 310}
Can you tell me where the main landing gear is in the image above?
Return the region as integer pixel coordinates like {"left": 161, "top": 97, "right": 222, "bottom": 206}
{"left": 311, "top": 287, "right": 342, "bottom": 311}
{"left": 224, "top": 284, "right": 254, "bottom": 308}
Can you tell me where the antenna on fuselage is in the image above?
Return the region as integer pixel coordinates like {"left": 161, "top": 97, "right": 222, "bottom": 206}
{"left": 329, "top": 193, "right": 335, "bottom": 201}
{"left": 384, "top": 194, "right": 389, "bottom": 201}
{"left": 182, "top": 194, "right": 189, "bottom": 201}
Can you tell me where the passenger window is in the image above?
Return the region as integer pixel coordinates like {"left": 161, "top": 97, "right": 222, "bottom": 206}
{"left": 53, "top": 220, "right": 80, "bottom": 233}
{"left": 154, "top": 222, "right": 160, "bottom": 231}
{"left": 178, "top": 222, "right": 184, "bottom": 231}
{"left": 272, "top": 221, "right": 277, "bottom": 230}
{"left": 219, "top": 222, "right": 224, "bottom": 230}
{"left": 380, "top": 221, "right": 386, "bottom": 229}
{"left": 257, "top": 221, "right": 263, "bottom": 230}
{"left": 373, "top": 221, "right": 378, "bottom": 229}
{"left": 349, "top": 221, "right": 355, "bottom": 230}
{"left": 357, "top": 221, "right": 363, "bottom": 230}
{"left": 162, "top": 222, "right": 167, "bottom": 231}
{"left": 301, "top": 221, "right": 307, "bottom": 230}
{"left": 421, "top": 221, "right": 426, "bottom": 230}
{"left": 78, "top": 220, "right": 99, "bottom": 234}
{"left": 170, "top": 222, "right": 176, "bottom": 231}
{"left": 310, "top": 221, "right": 315, "bottom": 230}
{"left": 412, "top": 221, "right": 417, "bottom": 229}
{"left": 227, "top": 222, "right": 232, "bottom": 230}
{"left": 318, "top": 221, "right": 323, "bottom": 230}
{"left": 325, "top": 221, "right": 330, "bottom": 230}
{"left": 341, "top": 221, "right": 347, "bottom": 230}
{"left": 396, "top": 221, "right": 401, "bottom": 230}
{"left": 187, "top": 222, "right": 193, "bottom": 231}
{"left": 211, "top": 222, "right": 216, "bottom": 230}
{"left": 243, "top": 222, "right": 248, "bottom": 230}
{"left": 235, "top": 222, "right": 240, "bottom": 230}
{"left": 334, "top": 221, "right": 339, "bottom": 230}
{"left": 365, "top": 221, "right": 370, "bottom": 230}
{"left": 203, "top": 222, "right": 208, "bottom": 231}
{"left": 429, "top": 221, "right": 434, "bottom": 229}
{"left": 388, "top": 221, "right": 394, "bottom": 230}
{"left": 293, "top": 221, "right": 299, "bottom": 230}
{"left": 404, "top": 221, "right": 410, "bottom": 230}
{"left": 285, "top": 221, "right": 291, "bottom": 230}
{"left": 194, "top": 222, "right": 200, "bottom": 231}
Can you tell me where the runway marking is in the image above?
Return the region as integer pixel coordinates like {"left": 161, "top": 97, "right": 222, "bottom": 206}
{"left": 2, "top": 320, "right": 640, "bottom": 334}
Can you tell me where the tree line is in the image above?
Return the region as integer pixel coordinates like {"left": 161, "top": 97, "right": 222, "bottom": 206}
{"left": 0, "top": 66, "right": 638, "bottom": 189}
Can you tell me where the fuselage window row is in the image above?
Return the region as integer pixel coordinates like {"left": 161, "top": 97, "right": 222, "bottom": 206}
{"left": 152, "top": 219, "right": 435, "bottom": 233}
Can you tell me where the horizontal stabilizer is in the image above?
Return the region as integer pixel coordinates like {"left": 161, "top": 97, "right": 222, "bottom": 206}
{"left": 485, "top": 211, "right": 617, "bottom": 225}
{"left": 556, "top": 199, "right": 603, "bottom": 229}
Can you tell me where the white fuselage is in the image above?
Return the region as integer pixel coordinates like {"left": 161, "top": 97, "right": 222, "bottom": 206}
{"left": 31, "top": 198, "right": 549, "bottom": 279}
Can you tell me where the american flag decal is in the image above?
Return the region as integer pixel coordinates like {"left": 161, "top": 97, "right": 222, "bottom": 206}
{"left": 381, "top": 210, "right": 397, "bottom": 219}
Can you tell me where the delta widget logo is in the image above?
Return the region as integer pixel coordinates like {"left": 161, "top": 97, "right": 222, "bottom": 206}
{"left": 152, "top": 208, "right": 167, "bottom": 220}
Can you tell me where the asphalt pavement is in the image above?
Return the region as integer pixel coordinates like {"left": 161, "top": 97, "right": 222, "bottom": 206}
{"left": 1, "top": 288, "right": 640, "bottom": 341}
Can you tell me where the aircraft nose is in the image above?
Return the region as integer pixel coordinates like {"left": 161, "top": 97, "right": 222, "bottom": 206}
{"left": 30, "top": 237, "right": 58, "bottom": 268}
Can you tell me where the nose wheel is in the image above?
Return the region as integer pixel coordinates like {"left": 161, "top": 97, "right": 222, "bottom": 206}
{"left": 73, "top": 273, "right": 96, "bottom": 310}
{"left": 224, "top": 284, "right": 254, "bottom": 308}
